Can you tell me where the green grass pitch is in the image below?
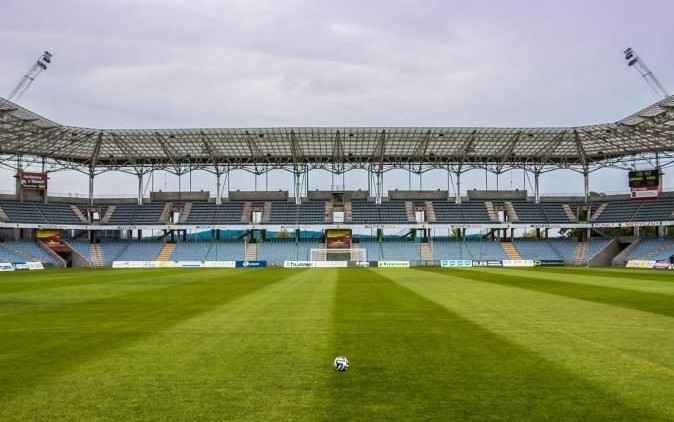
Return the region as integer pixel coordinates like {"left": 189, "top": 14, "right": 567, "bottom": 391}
{"left": 1, "top": 267, "right": 673, "bottom": 421}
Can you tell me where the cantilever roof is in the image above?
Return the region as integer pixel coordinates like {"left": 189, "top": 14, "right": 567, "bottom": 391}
{"left": 1, "top": 95, "right": 673, "bottom": 170}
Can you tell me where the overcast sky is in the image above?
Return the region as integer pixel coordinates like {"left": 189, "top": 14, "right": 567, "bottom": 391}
{"left": 1, "top": 0, "right": 673, "bottom": 197}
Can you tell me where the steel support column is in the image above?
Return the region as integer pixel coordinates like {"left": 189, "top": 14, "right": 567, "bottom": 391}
{"left": 88, "top": 169, "right": 95, "bottom": 206}
{"left": 455, "top": 171, "right": 462, "bottom": 204}
{"left": 375, "top": 171, "right": 383, "bottom": 204}
{"left": 137, "top": 172, "right": 143, "bottom": 205}
{"left": 215, "top": 171, "right": 222, "bottom": 205}
{"left": 294, "top": 170, "right": 302, "bottom": 204}
{"left": 534, "top": 170, "right": 541, "bottom": 204}
{"left": 583, "top": 166, "right": 589, "bottom": 204}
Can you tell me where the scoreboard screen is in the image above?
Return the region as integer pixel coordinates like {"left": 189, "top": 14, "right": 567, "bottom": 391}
{"left": 628, "top": 170, "right": 659, "bottom": 188}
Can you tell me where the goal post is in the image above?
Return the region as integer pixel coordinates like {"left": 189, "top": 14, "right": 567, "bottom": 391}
{"left": 310, "top": 248, "right": 367, "bottom": 262}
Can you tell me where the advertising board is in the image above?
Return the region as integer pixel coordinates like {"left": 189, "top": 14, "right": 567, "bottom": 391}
{"left": 625, "top": 260, "right": 656, "bottom": 269}
{"left": 284, "top": 261, "right": 313, "bottom": 268}
{"left": 310, "top": 261, "right": 348, "bottom": 268}
{"left": 177, "top": 261, "right": 204, "bottom": 268}
{"left": 378, "top": 261, "right": 410, "bottom": 268}
{"left": 204, "top": 261, "right": 237, "bottom": 268}
{"left": 19, "top": 171, "right": 48, "bottom": 190}
{"left": 534, "top": 260, "right": 565, "bottom": 267}
{"left": 235, "top": 260, "right": 268, "bottom": 268}
{"left": 112, "top": 261, "right": 161, "bottom": 268}
{"left": 502, "top": 260, "right": 535, "bottom": 267}
{"left": 349, "top": 261, "right": 371, "bottom": 268}
{"left": 441, "top": 260, "right": 473, "bottom": 267}
{"left": 472, "top": 260, "right": 503, "bottom": 267}
{"left": 0, "top": 263, "right": 15, "bottom": 271}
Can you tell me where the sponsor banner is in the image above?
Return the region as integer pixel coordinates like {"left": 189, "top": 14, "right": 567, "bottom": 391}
{"left": 0, "top": 263, "right": 16, "bottom": 271}
{"left": 623, "top": 221, "right": 661, "bottom": 227}
{"left": 235, "top": 260, "right": 267, "bottom": 268}
{"left": 378, "top": 260, "right": 410, "bottom": 268}
{"left": 112, "top": 261, "right": 161, "bottom": 268}
{"left": 630, "top": 187, "right": 658, "bottom": 200}
{"left": 349, "top": 261, "right": 371, "bottom": 268}
{"left": 653, "top": 261, "right": 671, "bottom": 269}
{"left": 177, "top": 261, "right": 204, "bottom": 268}
{"left": 4, "top": 221, "right": 674, "bottom": 232}
{"left": 19, "top": 171, "right": 48, "bottom": 190}
{"left": 12, "top": 263, "right": 31, "bottom": 270}
{"left": 204, "top": 261, "right": 237, "bottom": 268}
{"left": 471, "top": 260, "right": 503, "bottom": 267}
{"left": 502, "top": 259, "right": 535, "bottom": 267}
{"left": 114, "top": 261, "right": 136, "bottom": 268}
{"left": 534, "top": 259, "right": 565, "bottom": 267}
{"left": 284, "top": 261, "right": 313, "bottom": 268}
{"left": 441, "top": 259, "right": 473, "bottom": 268}
{"left": 625, "top": 260, "right": 656, "bottom": 269}
{"left": 36, "top": 229, "right": 60, "bottom": 239}
{"left": 311, "top": 261, "right": 348, "bottom": 268}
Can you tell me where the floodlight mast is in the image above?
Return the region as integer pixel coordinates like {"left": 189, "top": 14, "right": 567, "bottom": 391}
{"left": 7, "top": 51, "right": 53, "bottom": 102}
{"left": 624, "top": 47, "right": 668, "bottom": 99}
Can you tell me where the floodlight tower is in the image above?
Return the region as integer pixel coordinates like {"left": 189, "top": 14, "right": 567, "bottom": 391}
{"left": 624, "top": 47, "right": 668, "bottom": 99}
{"left": 7, "top": 51, "right": 53, "bottom": 102}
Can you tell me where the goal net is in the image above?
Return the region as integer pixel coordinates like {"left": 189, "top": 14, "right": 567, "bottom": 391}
{"left": 310, "top": 248, "right": 367, "bottom": 262}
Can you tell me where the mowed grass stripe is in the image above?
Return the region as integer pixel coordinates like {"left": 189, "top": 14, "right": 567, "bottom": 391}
{"left": 0, "top": 269, "right": 336, "bottom": 421}
{"left": 0, "top": 268, "right": 123, "bottom": 294}
{"left": 0, "top": 269, "right": 224, "bottom": 315}
{"left": 0, "top": 268, "right": 288, "bottom": 402}
{"left": 382, "top": 268, "right": 674, "bottom": 419}
{"left": 425, "top": 267, "right": 674, "bottom": 318}
{"left": 542, "top": 267, "right": 674, "bottom": 283}
{"left": 490, "top": 267, "right": 674, "bottom": 295}
{"left": 325, "top": 269, "right": 653, "bottom": 421}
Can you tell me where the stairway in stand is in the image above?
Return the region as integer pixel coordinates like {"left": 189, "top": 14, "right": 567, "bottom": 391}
{"left": 484, "top": 201, "right": 500, "bottom": 222}
{"left": 101, "top": 206, "right": 116, "bottom": 223}
{"left": 419, "top": 242, "right": 434, "bottom": 261}
{"left": 91, "top": 243, "right": 105, "bottom": 267}
{"left": 405, "top": 201, "right": 416, "bottom": 222}
{"left": 501, "top": 242, "right": 522, "bottom": 260}
{"left": 179, "top": 202, "right": 193, "bottom": 223}
{"left": 156, "top": 243, "right": 176, "bottom": 261}
{"left": 572, "top": 242, "right": 587, "bottom": 265}
{"left": 70, "top": 205, "right": 88, "bottom": 223}
{"left": 245, "top": 243, "right": 258, "bottom": 261}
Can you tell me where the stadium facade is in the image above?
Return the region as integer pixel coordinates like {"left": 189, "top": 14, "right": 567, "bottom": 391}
{"left": 1, "top": 95, "right": 674, "bottom": 268}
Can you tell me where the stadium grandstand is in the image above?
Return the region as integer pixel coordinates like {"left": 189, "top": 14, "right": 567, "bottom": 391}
{"left": 1, "top": 94, "right": 674, "bottom": 268}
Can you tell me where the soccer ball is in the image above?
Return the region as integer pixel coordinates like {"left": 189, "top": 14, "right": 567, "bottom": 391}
{"left": 333, "top": 356, "right": 349, "bottom": 371}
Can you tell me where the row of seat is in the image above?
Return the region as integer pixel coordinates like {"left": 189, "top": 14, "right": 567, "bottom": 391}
{"left": 0, "top": 237, "right": 615, "bottom": 265}
{"left": 3, "top": 198, "right": 674, "bottom": 225}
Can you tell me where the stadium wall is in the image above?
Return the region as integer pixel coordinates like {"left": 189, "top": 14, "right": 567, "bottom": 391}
{"left": 388, "top": 190, "right": 449, "bottom": 200}
{"left": 467, "top": 189, "right": 527, "bottom": 200}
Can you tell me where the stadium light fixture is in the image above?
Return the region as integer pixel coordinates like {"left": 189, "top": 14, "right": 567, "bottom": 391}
{"left": 623, "top": 47, "right": 668, "bottom": 99}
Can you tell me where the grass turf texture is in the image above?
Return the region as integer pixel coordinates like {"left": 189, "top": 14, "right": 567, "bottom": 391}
{"left": 0, "top": 268, "right": 671, "bottom": 421}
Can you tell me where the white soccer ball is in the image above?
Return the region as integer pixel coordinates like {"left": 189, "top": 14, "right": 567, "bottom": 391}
{"left": 333, "top": 356, "right": 349, "bottom": 371}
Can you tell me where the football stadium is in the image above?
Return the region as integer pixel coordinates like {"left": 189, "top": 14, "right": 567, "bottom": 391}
{"left": 1, "top": 90, "right": 674, "bottom": 420}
